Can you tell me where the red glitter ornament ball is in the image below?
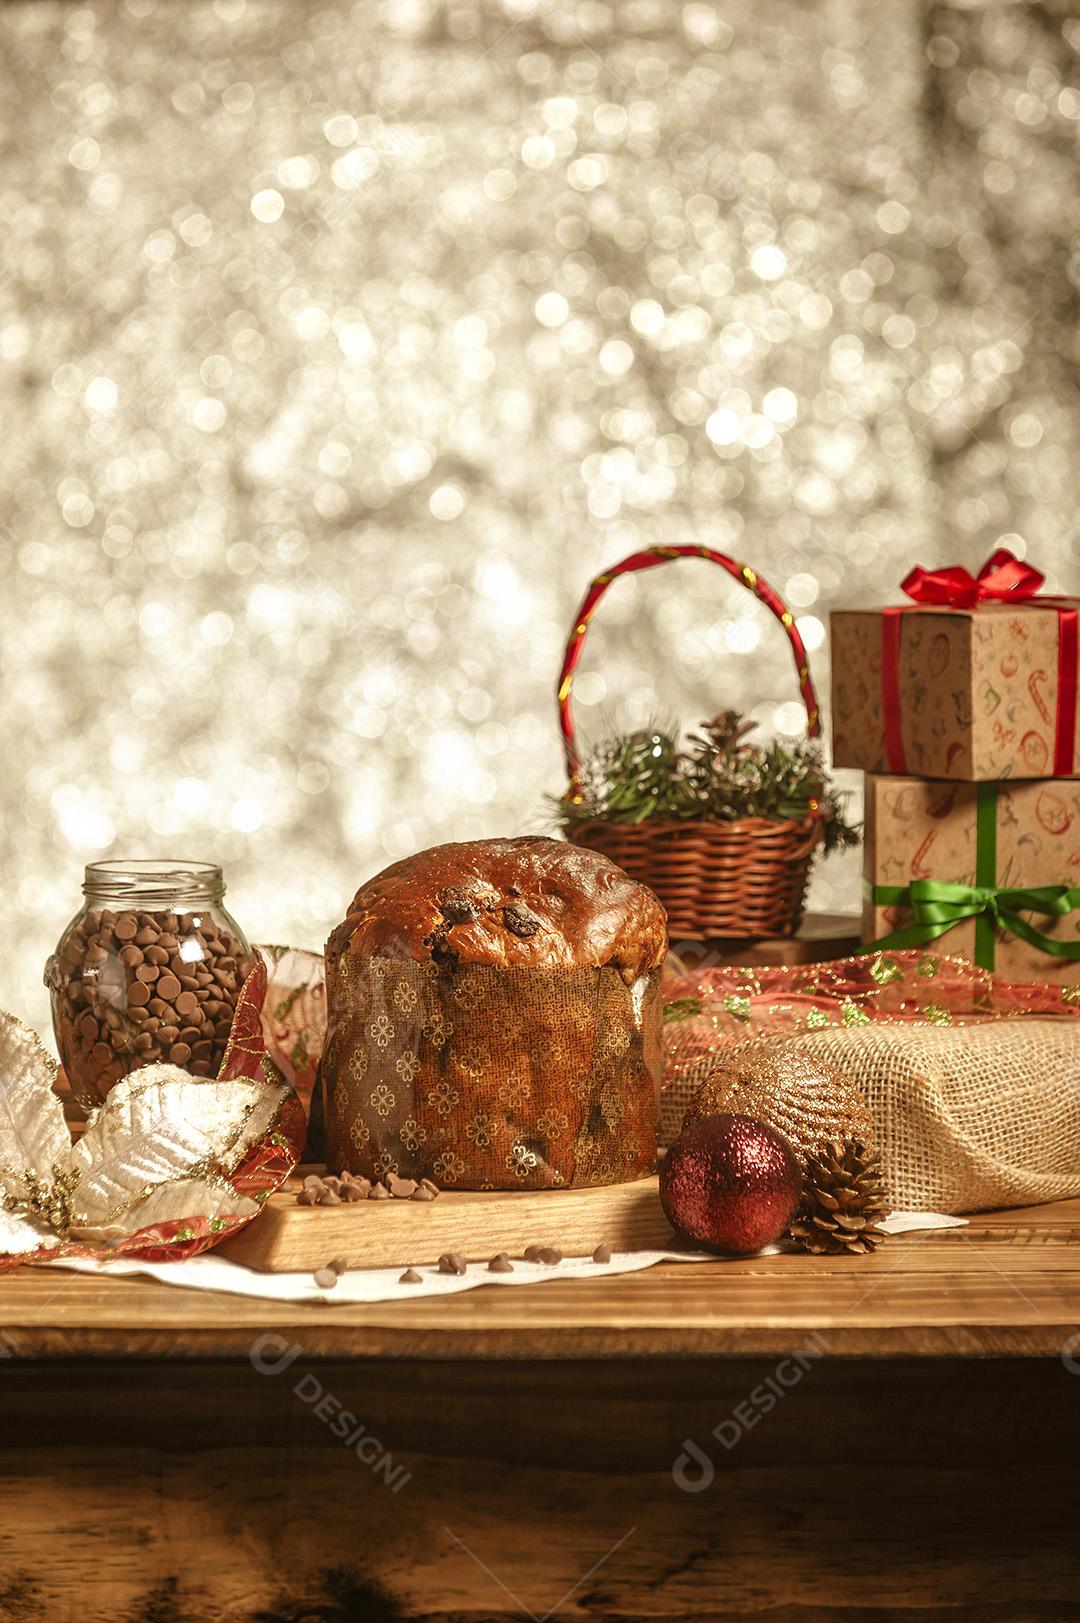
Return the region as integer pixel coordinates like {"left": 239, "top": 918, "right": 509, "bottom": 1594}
{"left": 660, "top": 1112, "right": 802, "bottom": 1255}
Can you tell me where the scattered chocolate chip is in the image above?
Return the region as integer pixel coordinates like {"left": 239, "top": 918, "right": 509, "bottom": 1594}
{"left": 341, "top": 1182, "right": 366, "bottom": 1202}
{"left": 329, "top": 1256, "right": 348, "bottom": 1276}
{"left": 410, "top": 1186, "right": 437, "bottom": 1201}
{"left": 303, "top": 1174, "right": 325, "bottom": 1189}
{"left": 367, "top": 1182, "right": 390, "bottom": 1200}
{"left": 502, "top": 903, "right": 540, "bottom": 938}
{"left": 387, "top": 1174, "right": 419, "bottom": 1200}
{"left": 488, "top": 1252, "right": 514, "bottom": 1273}
{"left": 539, "top": 1247, "right": 562, "bottom": 1266}
{"left": 295, "top": 1189, "right": 317, "bottom": 1206}
{"left": 419, "top": 1178, "right": 440, "bottom": 1195}
{"left": 399, "top": 1268, "right": 423, "bottom": 1285}
{"left": 317, "top": 1188, "right": 342, "bottom": 1206}
{"left": 523, "top": 1244, "right": 544, "bottom": 1262}
{"left": 313, "top": 1268, "right": 338, "bottom": 1289}
{"left": 437, "top": 1252, "right": 466, "bottom": 1275}
{"left": 592, "top": 1243, "right": 613, "bottom": 1264}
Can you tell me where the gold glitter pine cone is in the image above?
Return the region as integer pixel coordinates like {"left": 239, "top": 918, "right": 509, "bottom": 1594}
{"left": 788, "top": 1138, "right": 888, "bottom": 1256}
{"left": 684, "top": 1042, "right": 876, "bottom": 1171}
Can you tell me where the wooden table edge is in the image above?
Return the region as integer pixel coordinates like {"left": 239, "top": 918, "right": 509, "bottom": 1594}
{"left": 0, "top": 1323, "right": 1075, "bottom": 1360}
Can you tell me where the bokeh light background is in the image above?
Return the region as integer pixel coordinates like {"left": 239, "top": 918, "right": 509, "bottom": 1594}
{"left": 2, "top": 0, "right": 1079, "bottom": 1034}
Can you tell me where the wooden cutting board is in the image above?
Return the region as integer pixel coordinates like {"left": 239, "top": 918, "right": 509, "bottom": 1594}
{"left": 219, "top": 1172, "right": 673, "bottom": 1272}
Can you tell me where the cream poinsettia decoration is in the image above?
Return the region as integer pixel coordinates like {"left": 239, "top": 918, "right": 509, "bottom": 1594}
{"left": 0, "top": 1007, "right": 293, "bottom": 1255}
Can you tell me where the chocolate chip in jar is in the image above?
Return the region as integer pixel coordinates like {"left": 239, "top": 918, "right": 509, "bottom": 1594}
{"left": 46, "top": 860, "right": 255, "bottom": 1108}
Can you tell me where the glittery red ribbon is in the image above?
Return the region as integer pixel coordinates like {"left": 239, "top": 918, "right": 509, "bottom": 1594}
{"left": 881, "top": 548, "right": 1078, "bottom": 776}
{"left": 900, "top": 548, "right": 1045, "bottom": 610}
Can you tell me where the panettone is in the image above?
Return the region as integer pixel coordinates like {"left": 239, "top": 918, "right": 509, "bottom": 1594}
{"left": 320, "top": 836, "right": 667, "bottom": 1189}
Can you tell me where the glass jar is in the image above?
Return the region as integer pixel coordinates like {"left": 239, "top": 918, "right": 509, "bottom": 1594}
{"left": 45, "top": 860, "right": 257, "bottom": 1108}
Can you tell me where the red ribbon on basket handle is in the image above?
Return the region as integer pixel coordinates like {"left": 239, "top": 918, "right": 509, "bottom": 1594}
{"left": 557, "top": 544, "right": 821, "bottom": 788}
{"left": 882, "top": 547, "right": 1078, "bottom": 776}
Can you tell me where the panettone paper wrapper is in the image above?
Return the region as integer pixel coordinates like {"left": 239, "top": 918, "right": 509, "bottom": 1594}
{"left": 321, "top": 954, "right": 662, "bottom": 1189}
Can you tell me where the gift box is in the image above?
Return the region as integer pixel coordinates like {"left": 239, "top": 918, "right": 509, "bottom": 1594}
{"left": 863, "top": 774, "right": 1080, "bottom": 987}
{"left": 831, "top": 550, "right": 1080, "bottom": 781}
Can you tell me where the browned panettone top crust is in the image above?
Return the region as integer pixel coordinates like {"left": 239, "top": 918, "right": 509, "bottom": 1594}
{"left": 326, "top": 835, "right": 667, "bottom": 980}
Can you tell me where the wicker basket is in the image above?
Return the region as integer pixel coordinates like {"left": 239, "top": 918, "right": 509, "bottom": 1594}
{"left": 557, "top": 544, "right": 824, "bottom": 941}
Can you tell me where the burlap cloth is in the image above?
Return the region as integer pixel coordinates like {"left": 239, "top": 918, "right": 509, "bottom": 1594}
{"left": 660, "top": 950, "right": 1080, "bottom": 1214}
{"left": 681, "top": 1020, "right": 1080, "bottom": 1214}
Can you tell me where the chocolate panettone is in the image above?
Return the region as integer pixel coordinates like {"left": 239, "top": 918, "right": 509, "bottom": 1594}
{"left": 321, "top": 836, "right": 667, "bottom": 1189}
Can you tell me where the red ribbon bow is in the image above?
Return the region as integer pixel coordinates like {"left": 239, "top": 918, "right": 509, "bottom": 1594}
{"left": 901, "top": 548, "right": 1045, "bottom": 611}
{"left": 882, "top": 548, "right": 1077, "bottom": 777}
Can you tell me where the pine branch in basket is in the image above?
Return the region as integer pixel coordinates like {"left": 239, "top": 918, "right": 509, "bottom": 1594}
{"left": 556, "top": 713, "right": 859, "bottom": 855}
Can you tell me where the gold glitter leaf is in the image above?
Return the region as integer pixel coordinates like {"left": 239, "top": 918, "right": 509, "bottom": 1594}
{"left": 869, "top": 955, "right": 904, "bottom": 987}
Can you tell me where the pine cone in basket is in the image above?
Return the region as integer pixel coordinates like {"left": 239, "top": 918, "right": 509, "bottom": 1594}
{"left": 697, "top": 710, "right": 758, "bottom": 758}
{"left": 684, "top": 1043, "right": 876, "bottom": 1170}
{"left": 788, "top": 1138, "right": 888, "bottom": 1256}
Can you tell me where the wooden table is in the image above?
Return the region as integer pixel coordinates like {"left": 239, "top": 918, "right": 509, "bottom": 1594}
{"left": 1, "top": 1201, "right": 1078, "bottom": 1621}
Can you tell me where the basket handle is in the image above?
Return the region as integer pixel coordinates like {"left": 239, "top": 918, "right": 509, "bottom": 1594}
{"left": 558, "top": 544, "right": 821, "bottom": 782}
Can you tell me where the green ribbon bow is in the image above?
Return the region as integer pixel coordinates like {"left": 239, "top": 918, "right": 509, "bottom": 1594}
{"left": 867, "top": 878, "right": 1080, "bottom": 968}
{"left": 865, "top": 780, "right": 1080, "bottom": 971}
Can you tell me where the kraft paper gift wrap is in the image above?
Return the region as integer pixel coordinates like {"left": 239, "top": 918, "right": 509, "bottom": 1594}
{"left": 862, "top": 775, "right": 1080, "bottom": 988}
{"left": 832, "top": 602, "right": 1080, "bottom": 782}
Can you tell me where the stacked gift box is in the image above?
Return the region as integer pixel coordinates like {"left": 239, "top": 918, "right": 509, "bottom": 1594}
{"left": 830, "top": 549, "right": 1080, "bottom": 987}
